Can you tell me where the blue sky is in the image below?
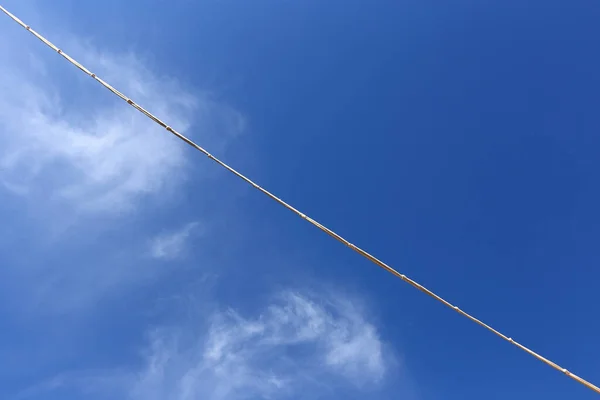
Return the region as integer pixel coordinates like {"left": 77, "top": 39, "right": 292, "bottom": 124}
{"left": 1, "top": 0, "right": 599, "bottom": 399}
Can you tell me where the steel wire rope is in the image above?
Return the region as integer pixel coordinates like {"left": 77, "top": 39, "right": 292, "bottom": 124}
{"left": 1, "top": 5, "right": 598, "bottom": 395}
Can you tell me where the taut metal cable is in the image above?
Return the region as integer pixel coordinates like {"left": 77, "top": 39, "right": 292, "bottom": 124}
{"left": 1, "top": 4, "right": 598, "bottom": 395}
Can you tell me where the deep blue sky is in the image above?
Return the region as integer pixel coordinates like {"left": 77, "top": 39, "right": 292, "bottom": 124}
{"left": 1, "top": 1, "right": 599, "bottom": 399}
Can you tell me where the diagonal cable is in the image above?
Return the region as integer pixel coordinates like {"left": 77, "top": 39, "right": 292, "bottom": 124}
{"left": 1, "top": 4, "right": 598, "bottom": 395}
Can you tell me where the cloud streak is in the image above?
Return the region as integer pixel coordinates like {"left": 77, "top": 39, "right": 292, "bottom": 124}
{"left": 0, "top": 23, "right": 244, "bottom": 215}
{"left": 150, "top": 222, "right": 200, "bottom": 260}
{"left": 0, "top": 48, "right": 187, "bottom": 214}
{"left": 16, "top": 290, "right": 391, "bottom": 400}
{"left": 131, "top": 291, "right": 389, "bottom": 400}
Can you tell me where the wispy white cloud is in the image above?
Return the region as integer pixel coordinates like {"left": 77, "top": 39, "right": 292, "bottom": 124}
{"left": 0, "top": 49, "right": 187, "bottom": 214}
{"left": 0, "top": 23, "right": 244, "bottom": 215}
{"left": 150, "top": 222, "right": 200, "bottom": 260}
{"left": 195, "top": 291, "right": 388, "bottom": 392}
{"left": 135, "top": 291, "right": 389, "bottom": 400}
{"left": 16, "top": 290, "right": 392, "bottom": 400}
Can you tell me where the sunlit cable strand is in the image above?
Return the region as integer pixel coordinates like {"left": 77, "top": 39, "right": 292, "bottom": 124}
{"left": 1, "top": 4, "right": 598, "bottom": 395}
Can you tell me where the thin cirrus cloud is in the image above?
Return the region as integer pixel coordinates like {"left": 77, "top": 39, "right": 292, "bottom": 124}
{"left": 17, "top": 290, "right": 391, "bottom": 400}
{"left": 150, "top": 222, "right": 201, "bottom": 260}
{"left": 130, "top": 291, "right": 389, "bottom": 400}
{"left": 0, "top": 21, "right": 244, "bottom": 216}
